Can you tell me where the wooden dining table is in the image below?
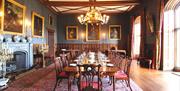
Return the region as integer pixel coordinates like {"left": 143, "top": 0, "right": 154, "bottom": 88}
{"left": 64, "top": 63, "right": 119, "bottom": 91}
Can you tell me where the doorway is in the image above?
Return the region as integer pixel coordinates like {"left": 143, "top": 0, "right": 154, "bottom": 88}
{"left": 132, "top": 16, "right": 141, "bottom": 59}
{"left": 47, "top": 28, "right": 55, "bottom": 59}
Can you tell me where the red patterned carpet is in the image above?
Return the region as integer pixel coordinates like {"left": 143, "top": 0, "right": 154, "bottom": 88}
{"left": 5, "top": 64, "right": 142, "bottom": 91}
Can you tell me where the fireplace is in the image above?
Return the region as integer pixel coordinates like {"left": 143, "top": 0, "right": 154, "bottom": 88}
{"left": 0, "top": 43, "right": 33, "bottom": 74}
{"left": 6, "top": 51, "right": 28, "bottom": 73}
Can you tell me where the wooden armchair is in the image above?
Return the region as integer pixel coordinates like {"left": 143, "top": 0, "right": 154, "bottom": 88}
{"left": 77, "top": 64, "right": 102, "bottom": 91}
{"left": 114, "top": 57, "right": 132, "bottom": 91}
{"left": 53, "top": 57, "right": 71, "bottom": 91}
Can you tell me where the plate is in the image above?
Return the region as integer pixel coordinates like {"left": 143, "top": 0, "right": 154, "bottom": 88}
{"left": 107, "top": 63, "right": 114, "bottom": 67}
{"left": 74, "top": 60, "right": 79, "bottom": 62}
{"left": 69, "top": 63, "right": 77, "bottom": 66}
{"left": 102, "top": 60, "right": 110, "bottom": 62}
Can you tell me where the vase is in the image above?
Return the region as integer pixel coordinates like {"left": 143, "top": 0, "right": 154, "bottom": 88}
{"left": 13, "top": 35, "right": 20, "bottom": 43}
{"left": 27, "top": 37, "right": 32, "bottom": 43}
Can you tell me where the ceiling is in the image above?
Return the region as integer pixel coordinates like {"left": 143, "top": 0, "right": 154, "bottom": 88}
{"left": 41, "top": 0, "right": 140, "bottom": 14}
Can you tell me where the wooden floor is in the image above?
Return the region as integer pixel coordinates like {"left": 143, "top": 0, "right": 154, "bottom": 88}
{"left": 130, "top": 60, "right": 180, "bottom": 91}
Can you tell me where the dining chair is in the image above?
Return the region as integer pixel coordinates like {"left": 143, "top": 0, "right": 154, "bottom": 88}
{"left": 107, "top": 55, "right": 123, "bottom": 85}
{"left": 60, "top": 53, "right": 69, "bottom": 67}
{"left": 66, "top": 52, "right": 73, "bottom": 63}
{"left": 70, "top": 50, "right": 76, "bottom": 60}
{"left": 114, "top": 57, "right": 132, "bottom": 91}
{"left": 53, "top": 57, "right": 72, "bottom": 91}
{"left": 77, "top": 64, "right": 102, "bottom": 91}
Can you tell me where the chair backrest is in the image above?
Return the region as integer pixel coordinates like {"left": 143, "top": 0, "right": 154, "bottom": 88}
{"left": 66, "top": 52, "right": 72, "bottom": 62}
{"left": 60, "top": 53, "right": 69, "bottom": 67}
{"left": 54, "top": 57, "right": 63, "bottom": 76}
{"left": 77, "top": 64, "right": 101, "bottom": 91}
{"left": 70, "top": 51, "right": 76, "bottom": 59}
{"left": 124, "top": 58, "right": 132, "bottom": 76}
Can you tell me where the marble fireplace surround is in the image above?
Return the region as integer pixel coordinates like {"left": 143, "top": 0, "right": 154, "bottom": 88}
{"left": 1, "top": 43, "right": 33, "bottom": 73}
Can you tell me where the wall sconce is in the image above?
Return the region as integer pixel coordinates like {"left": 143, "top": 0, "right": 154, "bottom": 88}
{"left": 25, "top": 19, "right": 31, "bottom": 27}
{"left": 102, "top": 33, "right": 106, "bottom": 39}
{"left": 81, "top": 32, "right": 85, "bottom": 40}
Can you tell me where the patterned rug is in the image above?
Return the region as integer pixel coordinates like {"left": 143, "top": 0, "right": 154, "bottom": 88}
{"left": 5, "top": 64, "right": 142, "bottom": 91}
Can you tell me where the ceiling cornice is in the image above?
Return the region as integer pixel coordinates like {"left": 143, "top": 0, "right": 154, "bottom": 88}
{"left": 45, "top": 1, "right": 140, "bottom": 7}
{"left": 39, "top": 0, "right": 58, "bottom": 15}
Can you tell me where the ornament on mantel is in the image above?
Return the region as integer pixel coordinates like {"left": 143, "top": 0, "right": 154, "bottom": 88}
{"left": 13, "top": 35, "right": 20, "bottom": 43}
{"left": 0, "top": 35, "right": 4, "bottom": 43}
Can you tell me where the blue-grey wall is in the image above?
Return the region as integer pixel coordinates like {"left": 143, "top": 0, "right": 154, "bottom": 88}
{"left": 3, "top": 0, "right": 57, "bottom": 44}
{"left": 57, "top": 13, "right": 130, "bottom": 48}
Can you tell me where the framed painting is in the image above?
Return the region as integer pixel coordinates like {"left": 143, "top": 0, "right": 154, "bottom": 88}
{"left": 109, "top": 25, "right": 121, "bottom": 40}
{"left": 66, "top": 26, "right": 78, "bottom": 40}
{"left": 32, "top": 12, "right": 44, "bottom": 37}
{"left": 3, "top": 0, "right": 26, "bottom": 34}
{"left": 86, "top": 23, "right": 100, "bottom": 41}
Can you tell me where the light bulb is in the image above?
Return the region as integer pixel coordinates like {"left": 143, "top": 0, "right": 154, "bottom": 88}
{"left": 0, "top": 11, "right": 3, "bottom": 16}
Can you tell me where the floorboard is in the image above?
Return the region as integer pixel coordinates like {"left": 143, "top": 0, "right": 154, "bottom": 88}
{"left": 130, "top": 60, "right": 180, "bottom": 91}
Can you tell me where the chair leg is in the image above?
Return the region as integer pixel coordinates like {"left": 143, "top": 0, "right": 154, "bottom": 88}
{"left": 54, "top": 80, "right": 58, "bottom": 91}
{"left": 68, "top": 78, "right": 71, "bottom": 91}
{"left": 57, "top": 79, "right": 62, "bottom": 86}
{"left": 54, "top": 78, "right": 63, "bottom": 91}
{"left": 113, "top": 76, "right": 115, "bottom": 91}
{"left": 108, "top": 76, "right": 112, "bottom": 85}
{"left": 125, "top": 79, "right": 132, "bottom": 91}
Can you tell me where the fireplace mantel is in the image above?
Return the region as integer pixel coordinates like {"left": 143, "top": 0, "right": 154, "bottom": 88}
{"left": 7, "top": 43, "right": 33, "bottom": 68}
{"left": 0, "top": 43, "right": 33, "bottom": 74}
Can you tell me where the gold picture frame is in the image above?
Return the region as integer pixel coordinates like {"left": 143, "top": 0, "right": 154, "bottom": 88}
{"left": 0, "top": 0, "right": 3, "bottom": 33}
{"left": 86, "top": 23, "right": 100, "bottom": 41}
{"left": 2, "top": 0, "right": 26, "bottom": 35}
{"left": 32, "top": 12, "right": 44, "bottom": 37}
{"left": 66, "top": 26, "right": 78, "bottom": 40}
{"left": 109, "top": 25, "right": 121, "bottom": 40}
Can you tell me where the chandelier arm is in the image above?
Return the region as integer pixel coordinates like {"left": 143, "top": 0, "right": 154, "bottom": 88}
{"left": 77, "top": 0, "right": 109, "bottom": 25}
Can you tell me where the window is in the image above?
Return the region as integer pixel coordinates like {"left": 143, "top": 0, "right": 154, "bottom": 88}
{"left": 163, "top": 10, "right": 174, "bottom": 70}
{"left": 132, "top": 16, "right": 141, "bottom": 58}
{"left": 175, "top": 6, "right": 180, "bottom": 68}
{"left": 163, "top": 3, "right": 180, "bottom": 70}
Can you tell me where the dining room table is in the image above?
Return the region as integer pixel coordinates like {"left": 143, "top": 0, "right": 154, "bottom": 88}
{"left": 63, "top": 51, "right": 119, "bottom": 91}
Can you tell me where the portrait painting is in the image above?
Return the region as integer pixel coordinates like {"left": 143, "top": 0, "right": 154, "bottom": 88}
{"left": 3, "top": 0, "right": 26, "bottom": 34}
{"left": 66, "top": 26, "right": 78, "bottom": 40}
{"left": 109, "top": 25, "right": 121, "bottom": 40}
{"left": 86, "top": 24, "right": 100, "bottom": 41}
{"left": 32, "top": 12, "right": 44, "bottom": 37}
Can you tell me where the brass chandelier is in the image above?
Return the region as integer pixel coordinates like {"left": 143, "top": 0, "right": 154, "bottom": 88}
{"left": 77, "top": 6, "right": 109, "bottom": 25}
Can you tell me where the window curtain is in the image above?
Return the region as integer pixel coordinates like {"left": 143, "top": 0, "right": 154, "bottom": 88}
{"left": 155, "top": 0, "right": 164, "bottom": 70}
{"left": 130, "top": 16, "right": 135, "bottom": 58}
{"left": 140, "top": 9, "right": 145, "bottom": 57}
